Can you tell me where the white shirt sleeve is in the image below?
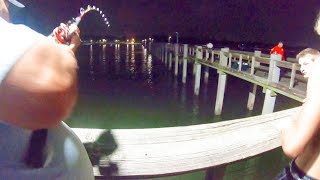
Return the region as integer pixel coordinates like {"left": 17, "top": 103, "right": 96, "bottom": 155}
{"left": 0, "top": 17, "right": 45, "bottom": 83}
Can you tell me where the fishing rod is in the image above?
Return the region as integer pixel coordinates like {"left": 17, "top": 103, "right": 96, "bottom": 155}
{"left": 25, "top": 5, "right": 110, "bottom": 168}
{"left": 51, "top": 5, "right": 110, "bottom": 44}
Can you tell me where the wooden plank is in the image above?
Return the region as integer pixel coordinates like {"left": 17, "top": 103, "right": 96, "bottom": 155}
{"left": 250, "top": 56, "right": 255, "bottom": 75}
{"left": 275, "top": 61, "right": 294, "bottom": 69}
{"left": 289, "top": 63, "right": 297, "bottom": 89}
{"left": 72, "top": 107, "right": 300, "bottom": 178}
{"left": 254, "top": 56, "right": 270, "bottom": 65}
{"left": 238, "top": 55, "right": 243, "bottom": 72}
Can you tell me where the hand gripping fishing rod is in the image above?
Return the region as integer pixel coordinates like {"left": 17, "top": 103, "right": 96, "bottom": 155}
{"left": 24, "top": 5, "right": 110, "bottom": 168}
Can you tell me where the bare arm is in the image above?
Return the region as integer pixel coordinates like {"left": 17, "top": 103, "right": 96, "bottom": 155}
{"left": 281, "top": 60, "right": 320, "bottom": 158}
{"left": 0, "top": 38, "right": 78, "bottom": 130}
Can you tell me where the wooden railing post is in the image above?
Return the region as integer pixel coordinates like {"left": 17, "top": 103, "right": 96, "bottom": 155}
{"left": 165, "top": 43, "right": 168, "bottom": 65}
{"left": 246, "top": 51, "right": 261, "bottom": 110}
{"left": 214, "top": 48, "right": 229, "bottom": 115}
{"left": 250, "top": 56, "right": 255, "bottom": 75}
{"left": 228, "top": 53, "right": 232, "bottom": 68}
{"left": 161, "top": 43, "right": 165, "bottom": 62}
{"left": 262, "top": 54, "right": 281, "bottom": 115}
{"left": 210, "top": 50, "right": 215, "bottom": 63}
{"left": 194, "top": 46, "right": 203, "bottom": 95}
{"left": 182, "top": 44, "right": 188, "bottom": 84}
{"left": 254, "top": 50, "right": 261, "bottom": 67}
{"left": 169, "top": 49, "right": 173, "bottom": 70}
{"left": 238, "top": 54, "right": 243, "bottom": 71}
{"left": 174, "top": 44, "right": 179, "bottom": 76}
{"left": 193, "top": 46, "right": 197, "bottom": 75}
{"left": 289, "top": 63, "right": 297, "bottom": 89}
{"left": 204, "top": 48, "right": 211, "bottom": 84}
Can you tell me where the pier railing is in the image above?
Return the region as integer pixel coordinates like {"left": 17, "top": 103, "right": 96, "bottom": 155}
{"left": 157, "top": 43, "right": 306, "bottom": 103}
{"left": 73, "top": 107, "right": 299, "bottom": 179}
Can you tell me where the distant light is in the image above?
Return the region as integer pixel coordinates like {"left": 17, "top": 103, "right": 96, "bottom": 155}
{"left": 207, "top": 43, "right": 213, "bottom": 49}
{"left": 92, "top": 6, "right": 96, "bottom": 9}
{"left": 102, "top": 14, "right": 105, "bottom": 17}
{"left": 97, "top": 8, "right": 99, "bottom": 11}
{"left": 104, "top": 18, "right": 107, "bottom": 21}
{"left": 100, "top": 11, "right": 102, "bottom": 14}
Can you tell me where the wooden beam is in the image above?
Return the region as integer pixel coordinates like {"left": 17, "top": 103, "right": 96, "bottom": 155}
{"left": 72, "top": 108, "right": 300, "bottom": 179}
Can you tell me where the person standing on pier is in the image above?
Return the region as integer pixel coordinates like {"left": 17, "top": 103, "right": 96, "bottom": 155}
{"left": 270, "top": 41, "right": 286, "bottom": 61}
{"left": 276, "top": 48, "right": 320, "bottom": 179}
{"left": 0, "top": 0, "right": 94, "bottom": 179}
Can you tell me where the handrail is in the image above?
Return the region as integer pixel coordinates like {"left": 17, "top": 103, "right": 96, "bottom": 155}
{"left": 72, "top": 107, "right": 299, "bottom": 179}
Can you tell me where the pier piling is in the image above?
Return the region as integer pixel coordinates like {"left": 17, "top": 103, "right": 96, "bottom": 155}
{"left": 175, "top": 44, "right": 179, "bottom": 76}
{"left": 204, "top": 49, "right": 210, "bottom": 84}
{"left": 214, "top": 48, "right": 229, "bottom": 115}
{"left": 262, "top": 54, "right": 281, "bottom": 114}
{"left": 194, "top": 46, "right": 203, "bottom": 95}
{"left": 182, "top": 44, "right": 188, "bottom": 84}
{"left": 247, "top": 51, "right": 261, "bottom": 110}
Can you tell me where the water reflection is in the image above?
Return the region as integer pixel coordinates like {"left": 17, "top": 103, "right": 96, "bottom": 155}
{"left": 130, "top": 45, "right": 136, "bottom": 75}
{"left": 100, "top": 44, "right": 107, "bottom": 74}
{"left": 146, "top": 54, "right": 153, "bottom": 88}
{"left": 125, "top": 44, "right": 130, "bottom": 73}
{"left": 202, "top": 77, "right": 209, "bottom": 101}
{"left": 137, "top": 46, "right": 154, "bottom": 88}
{"left": 180, "top": 84, "right": 187, "bottom": 109}
{"left": 141, "top": 47, "right": 147, "bottom": 75}
{"left": 173, "top": 77, "right": 179, "bottom": 102}
{"left": 89, "top": 45, "right": 95, "bottom": 80}
{"left": 115, "top": 44, "right": 120, "bottom": 74}
{"left": 192, "top": 94, "right": 200, "bottom": 124}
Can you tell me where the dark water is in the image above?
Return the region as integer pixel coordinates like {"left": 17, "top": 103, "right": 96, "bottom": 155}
{"left": 67, "top": 43, "right": 301, "bottom": 179}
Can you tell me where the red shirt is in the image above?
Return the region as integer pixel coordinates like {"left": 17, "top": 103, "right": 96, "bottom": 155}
{"left": 270, "top": 45, "right": 285, "bottom": 61}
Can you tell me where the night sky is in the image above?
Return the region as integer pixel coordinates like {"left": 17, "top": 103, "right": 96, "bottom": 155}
{"left": 14, "top": 0, "right": 320, "bottom": 48}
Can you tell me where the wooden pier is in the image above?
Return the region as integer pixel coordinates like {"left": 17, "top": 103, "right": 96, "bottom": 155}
{"left": 154, "top": 43, "right": 306, "bottom": 114}
{"left": 72, "top": 42, "right": 305, "bottom": 179}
